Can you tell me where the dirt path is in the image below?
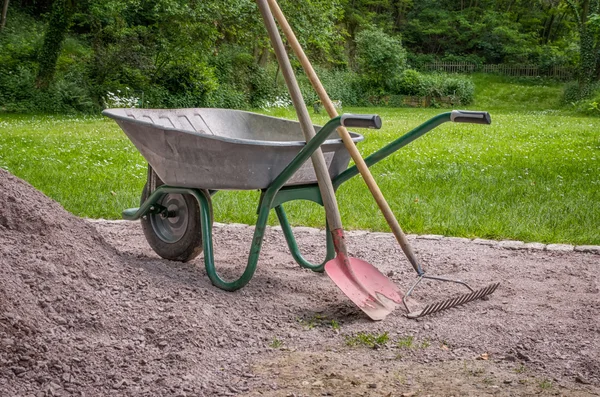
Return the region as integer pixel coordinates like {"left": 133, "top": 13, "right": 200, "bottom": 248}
{"left": 1, "top": 169, "right": 599, "bottom": 396}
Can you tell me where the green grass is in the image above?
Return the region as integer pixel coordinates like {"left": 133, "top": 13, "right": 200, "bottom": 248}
{"left": 539, "top": 379, "right": 553, "bottom": 390}
{"left": 396, "top": 335, "right": 414, "bottom": 349}
{"left": 269, "top": 337, "right": 283, "bottom": 349}
{"left": 1, "top": 77, "right": 599, "bottom": 245}
{"left": 296, "top": 314, "right": 339, "bottom": 330}
{"left": 0, "top": 114, "right": 147, "bottom": 218}
{"left": 471, "top": 73, "right": 565, "bottom": 111}
{"left": 345, "top": 331, "right": 389, "bottom": 348}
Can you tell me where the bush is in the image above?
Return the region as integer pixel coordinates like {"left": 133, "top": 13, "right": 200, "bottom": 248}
{"left": 154, "top": 60, "right": 218, "bottom": 106}
{"left": 391, "top": 69, "right": 423, "bottom": 96}
{"left": 0, "top": 64, "right": 96, "bottom": 113}
{"left": 316, "top": 68, "right": 363, "bottom": 106}
{"left": 389, "top": 70, "right": 475, "bottom": 105}
{"left": 248, "top": 65, "right": 278, "bottom": 108}
{"left": 440, "top": 75, "right": 475, "bottom": 105}
{"left": 567, "top": 82, "right": 600, "bottom": 116}
{"left": 562, "top": 81, "right": 591, "bottom": 103}
{"left": 206, "top": 83, "right": 247, "bottom": 109}
{"left": 52, "top": 74, "right": 95, "bottom": 113}
{"left": 355, "top": 28, "right": 407, "bottom": 93}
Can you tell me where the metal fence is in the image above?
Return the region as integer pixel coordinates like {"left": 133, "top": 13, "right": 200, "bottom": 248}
{"left": 422, "top": 61, "right": 573, "bottom": 81}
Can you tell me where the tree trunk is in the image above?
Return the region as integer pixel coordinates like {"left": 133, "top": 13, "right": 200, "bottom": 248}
{"left": 35, "top": 0, "right": 73, "bottom": 89}
{"left": 542, "top": 13, "right": 555, "bottom": 45}
{"left": 578, "top": 24, "right": 596, "bottom": 96}
{"left": 1, "top": 0, "right": 9, "bottom": 31}
{"left": 565, "top": 0, "right": 598, "bottom": 97}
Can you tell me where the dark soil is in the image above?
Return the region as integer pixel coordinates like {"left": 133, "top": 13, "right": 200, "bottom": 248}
{"left": 1, "top": 168, "right": 599, "bottom": 397}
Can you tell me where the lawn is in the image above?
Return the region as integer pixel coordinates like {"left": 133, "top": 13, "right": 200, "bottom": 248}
{"left": 1, "top": 75, "right": 599, "bottom": 245}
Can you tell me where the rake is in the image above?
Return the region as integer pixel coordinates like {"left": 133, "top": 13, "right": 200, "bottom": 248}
{"left": 403, "top": 273, "right": 500, "bottom": 319}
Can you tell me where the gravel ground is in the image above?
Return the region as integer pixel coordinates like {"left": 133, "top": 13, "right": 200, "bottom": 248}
{"left": 1, "top": 168, "right": 599, "bottom": 397}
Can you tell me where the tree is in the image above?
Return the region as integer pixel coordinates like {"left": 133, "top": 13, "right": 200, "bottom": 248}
{"left": 565, "top": 0, "right": 600, "bottom": 96}
{"left": 36, "top": 0, "right": 74, "bottom": 88}
{"left": 1, "top": 0, "right": 9, "bottom": 31}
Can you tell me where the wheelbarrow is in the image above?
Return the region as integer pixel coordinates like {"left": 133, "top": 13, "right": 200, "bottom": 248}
{"left": 103, "top": 107, "right": 492, "bottom": 300}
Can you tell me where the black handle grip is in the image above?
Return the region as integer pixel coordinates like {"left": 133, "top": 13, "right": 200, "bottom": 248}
{"left": 451, "top": 110, "right": 492, "bottom": 125}
{"left": 340, "top": 114, "right": 382, "bottom": 129}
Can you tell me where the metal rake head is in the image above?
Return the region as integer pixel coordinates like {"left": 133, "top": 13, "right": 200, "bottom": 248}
{"left": 406, "top": 282, "right": 500, "bottom": 319}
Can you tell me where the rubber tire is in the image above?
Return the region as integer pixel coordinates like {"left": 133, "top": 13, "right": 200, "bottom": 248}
{"left": 140, "top": 184, "right": 213, "bottom": 262}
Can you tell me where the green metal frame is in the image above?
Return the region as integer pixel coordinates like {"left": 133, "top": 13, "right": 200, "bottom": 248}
{"left": 123, "top": 112, "right": 455, "bottom": 291}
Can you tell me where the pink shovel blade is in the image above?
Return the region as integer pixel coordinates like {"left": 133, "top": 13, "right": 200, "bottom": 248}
{"left": 325, "top": 256, "right": 404, "bottom": 321}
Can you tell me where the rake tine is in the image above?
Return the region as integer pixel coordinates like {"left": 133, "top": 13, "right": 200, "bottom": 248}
{"left": 407, "top": 282, "right": 500, "bottom": 319}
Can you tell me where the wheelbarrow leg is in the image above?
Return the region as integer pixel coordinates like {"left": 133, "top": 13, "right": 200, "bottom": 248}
{"left": 199, "top": 189, "right": 270, "bottom": 292}
{"left": 275, "top": 205, "right": 335, "bottom": 272}
{"left": 127, "top": 186, "right": 270, "bottom": 292}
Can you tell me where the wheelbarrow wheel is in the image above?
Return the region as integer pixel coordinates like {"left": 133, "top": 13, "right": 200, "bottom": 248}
{"left": 140, "top": 183, "right": 213, "bottom": 263}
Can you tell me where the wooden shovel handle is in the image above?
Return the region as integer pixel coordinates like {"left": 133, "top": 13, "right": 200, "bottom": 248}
{"left": 268, "top": 0, "right": 421, "bottom": 272}
{"left": 256, "top": 0, "right": 344, "bottom": 232}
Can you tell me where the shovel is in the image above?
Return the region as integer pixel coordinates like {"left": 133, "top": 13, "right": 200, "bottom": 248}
{"left": 256, "top": 0, "right": 403, "bottom": 320}
{"left": 267, "top": 0, "right": 500, "bottom": 319}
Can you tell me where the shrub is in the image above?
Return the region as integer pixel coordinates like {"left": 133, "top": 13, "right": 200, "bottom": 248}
{"left": 355, "top": 28, "right": 407, "bottom": 93}
{"left": 206, "top": 83, "right": 247, "bottom": 109}
{"left": 440, "top": 75, "right": 475, "bottom": 105}
{"left": 389, "top": 70, "right": 474, "bottom": 105}
{"left": 154, "top": 60, "right": 218, "bottom": 106}
{"left": 562, "top": 81, "right": 590, "bottom": 103}
{"left": 567, "top": 82, "right": 600, "bottom": 116}
{"left": 315, "top": 68, "right": 363, "bottom": 107}
{"left": 249, "top": 65, "right": 278, "bottom": 108}
{"left": 391, "top": 69, "right": 423, "bottom": 96}
{"left": 53, "top": 75, "right": 95, "bottom": 113}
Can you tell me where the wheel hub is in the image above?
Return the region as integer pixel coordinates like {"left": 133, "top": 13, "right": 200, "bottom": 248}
{"left": 149, "top": 193, "right": 189, "bottom": 243}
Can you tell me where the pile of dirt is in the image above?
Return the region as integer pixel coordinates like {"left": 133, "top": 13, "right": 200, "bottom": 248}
{"left": 0, "top": 169, "right": 254, "bottom": 397}
{"left": 0, "top": 169, "right": 122, "bottom": 395}
{"left": 1, "top": 168, "right": 599, "bottom": 397}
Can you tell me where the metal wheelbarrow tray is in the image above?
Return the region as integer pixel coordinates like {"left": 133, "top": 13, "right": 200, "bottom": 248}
{"left": 103, "top": 108, "right": 492, "bottom": 302}
{"left": 103, "top": 108, "right": 363, "bottom": 190}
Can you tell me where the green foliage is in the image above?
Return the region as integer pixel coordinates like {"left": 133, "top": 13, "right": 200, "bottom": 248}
{"left": 355, "top": 28, "right": 407, "bottom": 93}
{"left": 0, "top": 62, "right": 95, "bottom": 113}
{"left": 393, "top": 69, "right": 423, "bottom": 96}
{"left": 153, "top": 57, "right": 218, "bottom": 107}
{"left": 390, "top": 70, "right": 475, "bottom": 105}
{"left": 566, "top": 81, "right": 600, "bottom": 116}
{"left": 441, "top": 54, "right": 486, "bottom": 66}
{"left": 345, "top": 332, "right": 389, "bottom": 348}
{"left": 0, "top": 9, "right": 95, "bottom": 113}
{"left": 563, "top": 81, "right": 587, "bottom": 103}
{"left": 313, "top": 68, "right": 364, "bottom": 106}
{"left": 437, "top": 74, "right": 475, "bottom": 104}
{"left": 396, "top": 336, "right": 414, "bottom": 349}
{"left": 269, "top": 337, "right": 283, "bottom": 349}
{"left": 0, "top": 0, "right": 591, "bottom": 113}
{"left": 36, "top": 0, "right": 74, "bottom": 89}
{"left": 248, "top": 65, "right": 281, "bottom": 108}
{"left": 564, "top": 0, "right": 600, "bottom": 97}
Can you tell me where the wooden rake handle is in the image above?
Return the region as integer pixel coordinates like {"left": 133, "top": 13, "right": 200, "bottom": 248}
{"left": 267, "top": 0, "right": 422, "bottom": 273}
